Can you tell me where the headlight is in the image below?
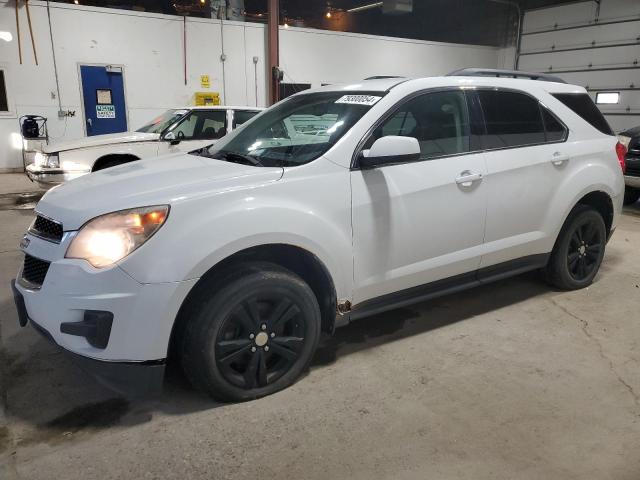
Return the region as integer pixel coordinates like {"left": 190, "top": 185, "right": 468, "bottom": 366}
{"left": 66, "top": 205, "right": 169, "bottom": 268}
{"left": 34, "top": 152, "right": 60, "bottom": 168}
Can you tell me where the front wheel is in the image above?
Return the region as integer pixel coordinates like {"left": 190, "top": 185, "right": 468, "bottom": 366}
{"left": 180, "top": 263, "right": 321, "bottom": 402}
{"left": 545, "top": 205, "right": 606, "bottom": 290}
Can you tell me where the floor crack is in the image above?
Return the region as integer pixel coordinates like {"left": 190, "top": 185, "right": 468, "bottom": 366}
{"left": 550, "top": 298, "right": 640, "bottom": 410}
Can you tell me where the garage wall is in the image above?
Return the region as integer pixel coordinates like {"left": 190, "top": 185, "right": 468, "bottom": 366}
{"left": 518, "top": 0, "right": 640, "bottom": 133}
{"left": 0, "top": 0, "right": 502, "bottom": 171}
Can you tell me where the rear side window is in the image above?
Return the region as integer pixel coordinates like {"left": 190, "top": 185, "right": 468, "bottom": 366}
{"left": 233, "top": 110, "right": 260, "bottom": 128}
{"left": 477, "top": 90, "right": 546, "bottom": 149}
{"left": 541, "top": 106, "right": 567, "bottom": 142}
{"left": 552, "top": 93, "right": 613, "bottom": 135}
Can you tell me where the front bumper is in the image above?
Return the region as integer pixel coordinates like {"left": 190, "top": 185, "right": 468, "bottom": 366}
{"left": 13, "top": 231, "right": 198, "bottom": 394}
{"left": 624, "top": 175, "right": 640, "bottom": 189}
{"left": 12, "top": 279, "right": 165, "bottom": 395}
{"left": 26, "top": 164, "right": 88, "bottom": 186}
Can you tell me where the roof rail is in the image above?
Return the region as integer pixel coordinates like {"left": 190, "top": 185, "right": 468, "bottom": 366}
{"left": 446, "top": 68, "right": 567, "bottom": 84}
{"left": 364, "top": 75, "right": 405, "bottom": 80}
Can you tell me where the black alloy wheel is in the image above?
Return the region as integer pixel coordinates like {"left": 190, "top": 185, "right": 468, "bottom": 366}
{"left": 180, "top": 262, "right": 321, "bottom": 402}
{"left": 566, "top": 217, "right": 604, "bottom": 282}
{"left": 215, "top": 295, "right": 307, "bottom": 390}
{"left": 545, "top": 205, "right": 607, "bottom": 290}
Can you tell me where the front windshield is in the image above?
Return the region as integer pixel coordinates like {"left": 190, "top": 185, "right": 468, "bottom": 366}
{"left": 136, "top": 109, "right": 189, "bottom": 134}
{"left": 194, "top": 91, "right": 383, "bottom": 167}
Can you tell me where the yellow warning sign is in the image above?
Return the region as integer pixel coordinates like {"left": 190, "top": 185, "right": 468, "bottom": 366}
{"left": 200, "top": 75, "right": 210, "bottom": 89}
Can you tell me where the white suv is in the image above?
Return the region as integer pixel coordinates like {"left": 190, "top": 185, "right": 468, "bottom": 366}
{"left": 12, "top": 70, "right": 626, "bottom": 402}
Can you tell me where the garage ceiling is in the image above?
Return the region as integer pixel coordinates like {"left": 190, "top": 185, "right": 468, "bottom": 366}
{"left": 249, "top": 0, "right": 590, "bottom": 46}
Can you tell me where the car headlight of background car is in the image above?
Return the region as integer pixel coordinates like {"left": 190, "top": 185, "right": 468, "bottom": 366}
{"left": 34, "top": 152, "right": 60, "bottom": 169}
{"left": 66, "top": 205, "right": 169, "bottom": 268}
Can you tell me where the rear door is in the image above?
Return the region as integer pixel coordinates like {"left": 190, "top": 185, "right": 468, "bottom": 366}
{"left": 351, "top": 89, "right": 488, "bottom": 303}
{"left": 472, "top": 89, "right": 569, "bottom": 268}
{"left": 80, "top": 65, "right": 127, "bottom": 136}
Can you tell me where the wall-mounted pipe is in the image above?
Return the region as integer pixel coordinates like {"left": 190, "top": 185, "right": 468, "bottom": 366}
{"left": 15, "top": 0, "right": 23, "bottom": 64}
{"left": 46, "top": 1, "right": 63, "bottom": 116}
{"left": 25, "top": 0, "right": 38, "bottom": 65}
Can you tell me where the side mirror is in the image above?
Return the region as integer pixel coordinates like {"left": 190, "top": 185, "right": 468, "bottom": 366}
{"left": 163, "top": 131, "right": 180, "bottom": 145}
{"left": 358, "top": 136, "right": 421, "bottom": 169}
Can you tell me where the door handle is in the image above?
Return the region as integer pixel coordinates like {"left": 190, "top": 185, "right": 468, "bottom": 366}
{"left": 551, "top": 152, "right": 569, "bottom": 166}
{"left": 455, "top": 171, "right": 483, "bottom": 187}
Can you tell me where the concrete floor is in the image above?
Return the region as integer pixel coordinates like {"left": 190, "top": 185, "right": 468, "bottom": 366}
{"left": 1, "top": 176, "right": 639, "bottom": 479}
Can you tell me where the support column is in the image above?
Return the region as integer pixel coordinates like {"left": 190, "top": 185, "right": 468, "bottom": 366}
{"left": 268, "top": 0, "right": 279, "bottom": 105}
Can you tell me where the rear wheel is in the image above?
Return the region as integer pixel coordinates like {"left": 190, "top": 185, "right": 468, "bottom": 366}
{"left": 545, "top": 205, "right": 606, "bottom": 290}
{"left": 180, "top": 263, "right": 321, "bottom": 402}
{"left": 624, "top": 187, "right": 640, "bottom": 206}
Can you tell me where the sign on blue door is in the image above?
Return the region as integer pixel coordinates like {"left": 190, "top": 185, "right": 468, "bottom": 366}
{"left": 80, "top": 65, "right": 127, "bottom": 136}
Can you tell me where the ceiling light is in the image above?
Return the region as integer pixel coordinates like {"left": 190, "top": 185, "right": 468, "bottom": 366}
{"left": 326, "top": 11, "right": 332, "bottom": 18}
{"left": 0, "top": 31, "right": 13, "bottom": 42}
{"left": 74, "top": 0, "right": 79, "bottom": 4}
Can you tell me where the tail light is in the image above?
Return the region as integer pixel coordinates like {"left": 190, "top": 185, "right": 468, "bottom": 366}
{"left": 616, "top": 141, "right": 627, "bottom": 174}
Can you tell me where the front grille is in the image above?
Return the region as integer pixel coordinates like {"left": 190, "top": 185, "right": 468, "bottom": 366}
{"left": 30, "top": 214, "right": 63, "bottom": 242}
{"left": 22, "top": 254, "right": 51, "bottom": 287}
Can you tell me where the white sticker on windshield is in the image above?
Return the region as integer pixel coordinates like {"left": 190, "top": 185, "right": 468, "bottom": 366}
{"left": 335, "top": 95, "right": 382, "bottom": 106}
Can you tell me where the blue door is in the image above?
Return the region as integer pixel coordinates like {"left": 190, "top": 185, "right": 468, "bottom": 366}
{"left": 80, "top": 65, "right": 128, "bottom": 136}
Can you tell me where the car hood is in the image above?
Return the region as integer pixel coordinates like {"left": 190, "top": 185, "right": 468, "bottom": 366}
{"left": 36, "top": 153, "right": 284, "bottom": 230}
{"left": 42, "top": 131, "right": 160, "bottom": 153}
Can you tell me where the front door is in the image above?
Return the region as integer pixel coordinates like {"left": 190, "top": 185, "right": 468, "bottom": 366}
{"left": 351, "top": 89, "right": 488, "bottom": 304}
{"left": 80, "top": 65, "right": 127, "bottom": 136}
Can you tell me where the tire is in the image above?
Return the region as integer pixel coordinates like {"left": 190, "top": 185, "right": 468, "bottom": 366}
{"left": 623, "top": 188, "right": 640, "bottom": 206}
{"left": 180, "top": 262, "right": 321, "bottom": 402}
{"left": 545, "top": 205, "right": 607, "bottom": 290}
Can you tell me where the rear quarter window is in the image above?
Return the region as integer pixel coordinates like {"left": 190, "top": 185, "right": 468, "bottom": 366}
{"left": 552, "top": 93, "right": 613, "bottom": 136}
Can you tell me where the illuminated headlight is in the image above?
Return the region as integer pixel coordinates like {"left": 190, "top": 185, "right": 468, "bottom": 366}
{"left": 66, "top": 205, "right": 169, "bottom": 268}
{"left": 34, "top": 152, "right": 60, "bottom": 168}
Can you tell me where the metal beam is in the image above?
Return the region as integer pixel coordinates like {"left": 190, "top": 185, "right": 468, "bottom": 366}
{"left": 268, "top": 0, "right": 279, "bottom": 105}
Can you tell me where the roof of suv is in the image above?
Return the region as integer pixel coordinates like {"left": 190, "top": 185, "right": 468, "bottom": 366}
{"left": 307, "top": 76, "right": 585, "bottom": 95}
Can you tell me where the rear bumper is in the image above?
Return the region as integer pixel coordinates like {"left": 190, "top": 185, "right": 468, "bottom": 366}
{"left": 11, "top": 279, "right": 165, "bottom": 396}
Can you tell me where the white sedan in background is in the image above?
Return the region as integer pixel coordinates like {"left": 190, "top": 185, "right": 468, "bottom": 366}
{"left": 26, "top": 106, "right": 263, "bottom": 187}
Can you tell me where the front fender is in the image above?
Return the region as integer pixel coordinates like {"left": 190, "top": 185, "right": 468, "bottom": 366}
{"left": 119, "top": 160, "right": 353, "bottom": 300}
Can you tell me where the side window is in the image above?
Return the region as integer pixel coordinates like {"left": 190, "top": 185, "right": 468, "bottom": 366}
{"left": 477, "top": 90, "right": 546, "bottom": 149}
{"left": 552, "top": 93, "right": 613, "bottom": 135}
{"left": 233, "top": 110, "right": 260, "bottom": 128}
{"left": 371, "top": 90, "right": 471, "bottom": 160}
{"left": 541, "top": 106, "right": 567, "bottom": 142}
{"left": 171, "top": 110, "right": 227, "bottom": 140}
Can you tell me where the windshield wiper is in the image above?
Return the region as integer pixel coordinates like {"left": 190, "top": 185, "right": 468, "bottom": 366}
{"left": 215, "top": 151, "right": 264, "bottom": 167}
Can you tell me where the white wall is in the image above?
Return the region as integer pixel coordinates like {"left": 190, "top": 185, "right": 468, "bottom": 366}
{"left": 518, "top": 0, "right": 640, "bottom": 132}
{"left": 0, "top": 0, "right": 502, "bottom": 171}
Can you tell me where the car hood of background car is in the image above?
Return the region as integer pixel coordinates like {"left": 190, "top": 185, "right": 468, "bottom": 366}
{"left": 42, "top": 132, "right": 161, "bottom": 153}
{"left": 36, "top": 153, "right": 284, "bottom": 230}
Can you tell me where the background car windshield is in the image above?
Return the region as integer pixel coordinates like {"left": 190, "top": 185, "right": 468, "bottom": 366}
{"left": 136, "top": 109, "right": 188, "bottom": 133}
{"left": 199, "top": 92, "right": 382, "bottom": 167}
